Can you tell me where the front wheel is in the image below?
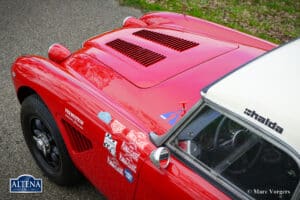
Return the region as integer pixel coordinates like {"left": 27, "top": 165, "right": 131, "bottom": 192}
{"left": 21, "top": 94, "right": 82, "bottom": 185}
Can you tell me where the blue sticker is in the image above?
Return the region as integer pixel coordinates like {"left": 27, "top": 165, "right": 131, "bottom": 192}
{"left": 124, "top": 168, "right": 134, "bottom": 183}
{"left": 160, "top": 110, "right": 184, "bottom": 126}
{"left": 98, "top": 112, "right": 112, "bottom": 124}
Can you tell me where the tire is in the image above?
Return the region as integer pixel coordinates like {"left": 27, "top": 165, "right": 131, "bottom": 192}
{"left": 21, "top": 94, "right": 82, "bottom": 185}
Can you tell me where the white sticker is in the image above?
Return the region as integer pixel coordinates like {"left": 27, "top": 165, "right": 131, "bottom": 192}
{"left": 126, "top": 130, "right": 149, "bottom": 150}
{"left": 111, "top": 120, "right": 126, "bottom": 134}
{"left": 65, "top": 108, "right": 84, "bottom": 129}
{"left": 103, "top": 133, "right": 117, "bottom": 156}
{"left": 121, "top": 142, "right": 140, "bottom": 162}
{"left": 119, "top": 153, "right": 137, "bottom": 173}
{"left": 107, "top": 156, "right": 123, "bottom": 175}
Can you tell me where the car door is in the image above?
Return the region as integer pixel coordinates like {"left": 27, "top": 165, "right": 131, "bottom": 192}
{"left": 135, "top": 104, "right": 300, "bottom": 200}
{"left": 134, "top": 106, "right": 232, "bottom": 199}
{"left": 135, "top": 154, "right": 231, "bottom": 199}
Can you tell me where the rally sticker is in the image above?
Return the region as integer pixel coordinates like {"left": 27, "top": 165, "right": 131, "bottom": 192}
{"left": 98, "top": 111, "right": 112, "bottom": 124}
{"left": 160, "top": 109, "right": 184, "bottom": 126}
{"left": 65, "top": 108, "right": 84, "bottom": 129}
{"left": 103, "top": 133, "right": 117, "bottom": 156}
{"left": 119, "top": 153, "right": 137, "bottom": 173}
{"left": 121, "top": 142, "right": 140, "bottom": 162}
{"left": 126, "top": 130, "right": 149, "bottom": 150}
{"left": 107, "top": 156, "right": 123, "bottom": 175}
{"left": 111, "top": 120, "right": 126, "bottom": 134}
{"left": 123, "top": 168, "right": 134, "bottom": 183}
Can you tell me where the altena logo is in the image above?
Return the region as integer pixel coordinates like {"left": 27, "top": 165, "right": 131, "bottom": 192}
{"left": 10, "top": 174, "right": 42, "bottom": 193}
{"left": 244, "top": 108, "right": 283, "bottom": 134}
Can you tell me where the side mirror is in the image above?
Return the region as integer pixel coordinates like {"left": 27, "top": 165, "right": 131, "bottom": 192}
{"left": 48, "top": 43, "right": 71, "bottom": 63}
{"left": 150, "top": 147, "right": 170, "bottom": 169}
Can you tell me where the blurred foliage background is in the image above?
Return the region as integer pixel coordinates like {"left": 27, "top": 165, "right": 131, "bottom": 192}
{"left": 120, "top": 0, "right": 300, "bottom": 44}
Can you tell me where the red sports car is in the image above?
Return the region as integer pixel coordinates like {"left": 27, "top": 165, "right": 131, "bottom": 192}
{"left": 11, "top": 12, "right": 300, "bottom": 200}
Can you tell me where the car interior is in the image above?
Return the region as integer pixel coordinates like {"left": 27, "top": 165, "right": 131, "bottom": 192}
{"left": 175, "top": 106, "right": 299, "bottom": 200}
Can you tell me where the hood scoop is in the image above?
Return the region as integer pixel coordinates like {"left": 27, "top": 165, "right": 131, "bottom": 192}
{"left": 106, "top": 39, "right": 166, "bottom": 67}
{"left": 133, "top": 29, "right": 199, "bottom": 51}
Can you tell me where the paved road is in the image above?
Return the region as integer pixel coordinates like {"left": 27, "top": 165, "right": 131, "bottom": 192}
{"left": 0, "top": 0, "right": 141, "bottom": 199}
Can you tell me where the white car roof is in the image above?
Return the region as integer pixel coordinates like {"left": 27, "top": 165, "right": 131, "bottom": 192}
{"left": 202, "top": 38, "right": 300, "bottom": 153}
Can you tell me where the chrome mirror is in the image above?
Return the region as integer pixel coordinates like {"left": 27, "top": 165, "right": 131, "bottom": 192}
{"left": 150, "top": 147, "right": 170, "bottom": 169}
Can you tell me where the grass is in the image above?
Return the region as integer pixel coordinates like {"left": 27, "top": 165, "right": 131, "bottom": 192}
{"left": 119, "top": 0, "right": 300, "bottom": 44}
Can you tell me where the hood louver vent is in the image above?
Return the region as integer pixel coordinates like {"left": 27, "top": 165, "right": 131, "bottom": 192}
{"left": 106, "top": 39, "right": 166, "bottom": 67}
{"left": 63, "top": 121, "right": 92, "bottom": 152}
{"left": 133, "top": 30, "right": 199, "bottom": 52}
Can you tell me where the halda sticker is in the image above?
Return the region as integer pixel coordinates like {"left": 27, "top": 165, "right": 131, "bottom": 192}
{"left": 244, "top": 108, "right": 283, "bottom": 134}
{"left": 121, "top": 142, "right": 140, "bottom": 162}
{"left": 107, "top": 156, "right": 123, "bottom": 175}
{"left": 111, "top": 120, "right": 126, "bottom": 134}
{"left": 98, "top": 111, "right": 112, "bottom": 124}
{"left": 103, "top": 133, "right": 117, "bottom": 156}
{"left": 65, "top": 108, "right": 84, "bottom": 129}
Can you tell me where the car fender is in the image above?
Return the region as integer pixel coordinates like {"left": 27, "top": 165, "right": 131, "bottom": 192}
{"left": 11, "top": 56, "right": 115, "bottom": 167}
{"left": 11, "top": 56, "right": 92, "bottom": 155}
{"left": 11, "top": 55, "right": 154, "bottom": 199}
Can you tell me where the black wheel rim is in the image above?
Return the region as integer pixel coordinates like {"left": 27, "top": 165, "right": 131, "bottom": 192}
{"left": 30, "top": 117, "right": 61, "bottom": 170}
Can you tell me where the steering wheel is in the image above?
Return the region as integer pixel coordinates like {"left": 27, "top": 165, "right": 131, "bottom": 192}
{"left": 213, "top": 116, "right": 262, "bottom": 174}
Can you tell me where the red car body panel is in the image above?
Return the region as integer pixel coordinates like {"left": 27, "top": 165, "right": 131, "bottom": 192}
{"left": 84, "top": 28, "right": 239, "bottom": 88}
{"left": 11, "top": 12, "right": 276, "bottom": 199}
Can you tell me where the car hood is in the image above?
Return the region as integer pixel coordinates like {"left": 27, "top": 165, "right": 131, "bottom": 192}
{"left": 83, "top": 28, "right": 238, "bottom": 88}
